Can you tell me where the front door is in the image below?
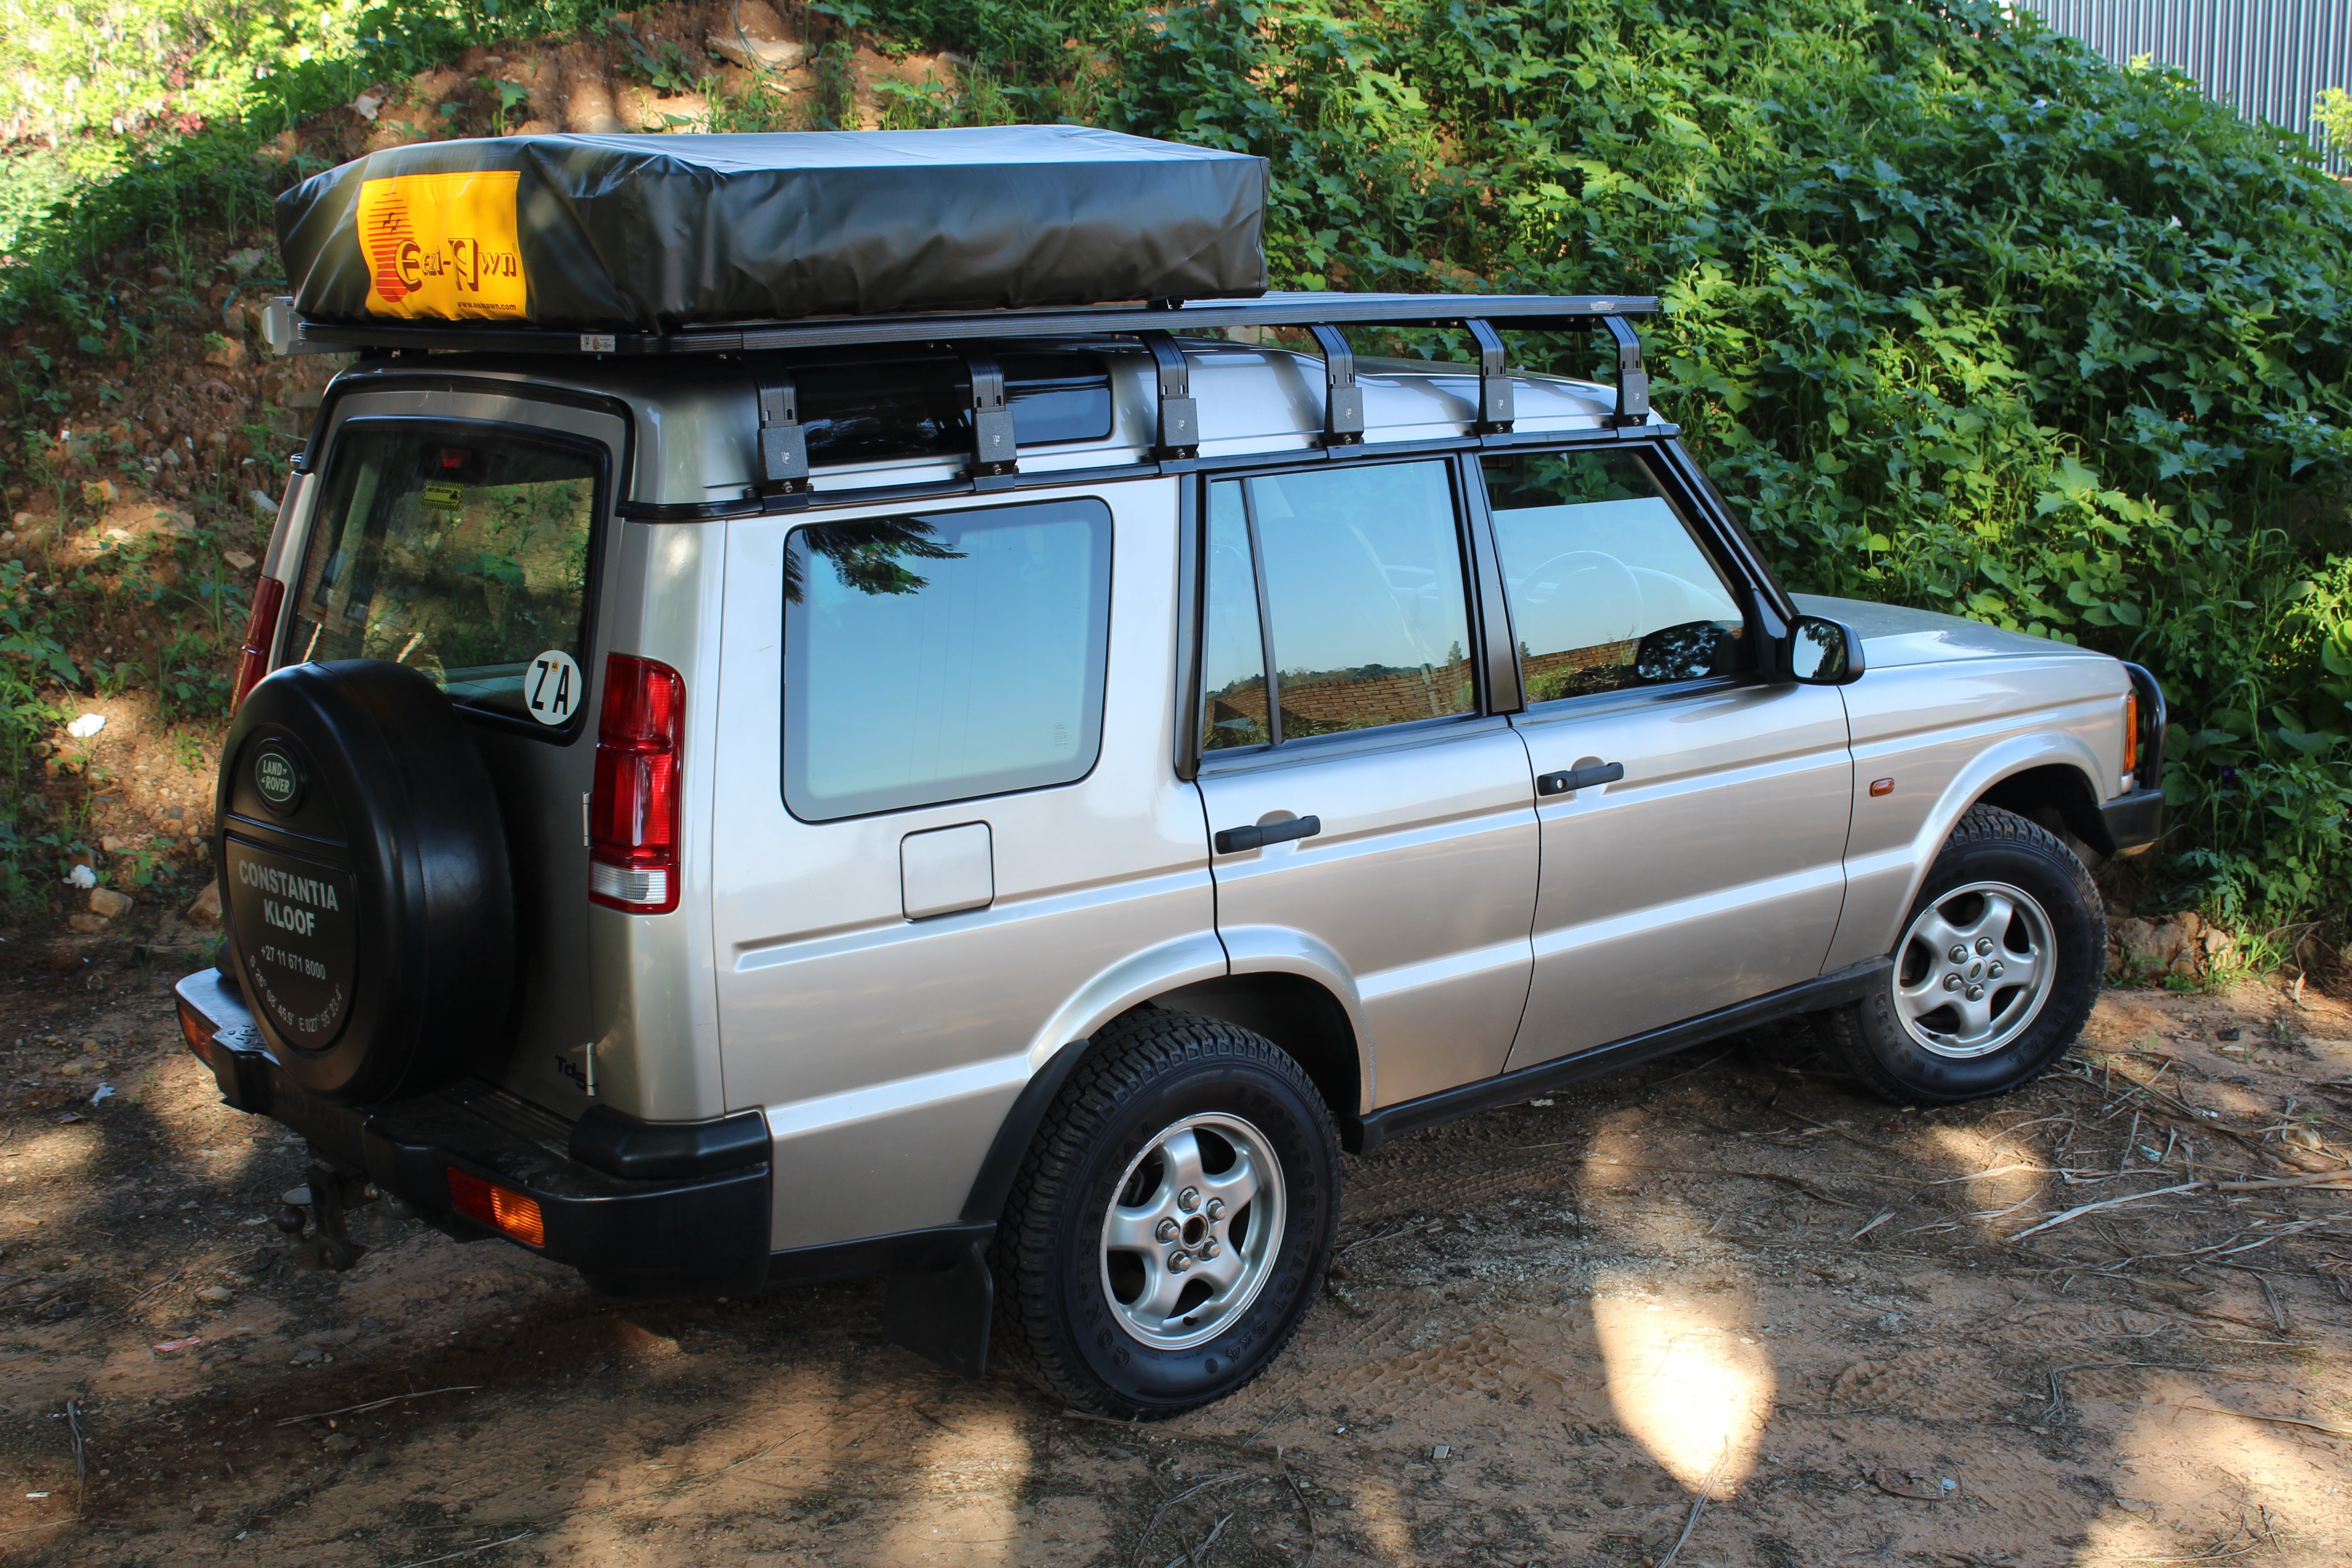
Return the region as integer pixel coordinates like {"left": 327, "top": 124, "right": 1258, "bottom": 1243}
{"left": 1480, "top": 443, "right": 1855, "bottom": 1068}
{"left": 1191, "top": 458, "right": 1539, "bottom": 1111}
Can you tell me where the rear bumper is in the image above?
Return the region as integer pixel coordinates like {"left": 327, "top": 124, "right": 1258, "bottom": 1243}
{"left": 173, "top": 969, "right": 771, "bottom": 1298}
{"left": 2102, "top": 787, "right": 2165, "bottom": 855}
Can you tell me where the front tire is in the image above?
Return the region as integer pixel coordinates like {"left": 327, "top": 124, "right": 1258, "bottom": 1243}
{"left": 992, "top": 1009, "right": 1338, "bottom": 1418}
{"left": 1828, "top": 804, "right": 2104, "bottom": 1104}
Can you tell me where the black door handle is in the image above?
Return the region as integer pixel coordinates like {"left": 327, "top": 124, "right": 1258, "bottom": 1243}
{"left": 1214, "top": 815, "right": 1322, "bottom": 854}
{"left": 1537, "top": 761, "right": 1624, "bottom": 796}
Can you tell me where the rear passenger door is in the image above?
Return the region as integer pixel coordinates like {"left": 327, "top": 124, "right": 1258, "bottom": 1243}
{"left": 1192, "top": 458, "right": 1539, "bottom": 1110}
{"left": 1483, "top": 443, "right": 1855, "bottom": 1068}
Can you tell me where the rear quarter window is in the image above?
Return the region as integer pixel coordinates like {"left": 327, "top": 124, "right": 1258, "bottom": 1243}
{"left": 782, "top": 497, "right": 1113, "bottom": 821}
{"left": 289, "top": 422, "right": 601, "bottom": 728}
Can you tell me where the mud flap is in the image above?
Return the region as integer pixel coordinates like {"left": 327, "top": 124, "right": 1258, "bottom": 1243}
{"left": 883, "top": 1238, "right": 993, "bottom": 1379}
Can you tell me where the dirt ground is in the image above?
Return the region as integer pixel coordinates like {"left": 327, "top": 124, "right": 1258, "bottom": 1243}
{"left": 3, "top": 955, "right": 2351, "bottom": 1568}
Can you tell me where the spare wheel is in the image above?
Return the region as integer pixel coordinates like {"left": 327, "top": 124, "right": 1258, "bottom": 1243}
{"left": 215, "top": 659, "right": 515, "bottom": 1104}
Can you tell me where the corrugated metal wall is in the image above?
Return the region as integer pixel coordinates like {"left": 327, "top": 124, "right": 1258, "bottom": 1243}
{"left": 2016, "top": 0, "right": 2352, "bottom": 173}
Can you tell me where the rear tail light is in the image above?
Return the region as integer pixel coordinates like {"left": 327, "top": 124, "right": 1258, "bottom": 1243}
{"left": 177, "top": 997, "right": 216, "bottom": 1060}
{"left": 231, "top": 576, "right": 287, "bottom": 710}
{"left": 447, "top": 1168, "right": 546, "bottom": 1247}
{"left": 2122, "top": 690, "right": 2140, "bottom": 777}
{"left": 588, "top": 654, "right": 685, "bottom": 914}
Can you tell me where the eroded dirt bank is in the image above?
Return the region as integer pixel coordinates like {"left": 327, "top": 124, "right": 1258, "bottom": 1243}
{"left": 4, "top": 968, "right": 2350, "bottom": 1568}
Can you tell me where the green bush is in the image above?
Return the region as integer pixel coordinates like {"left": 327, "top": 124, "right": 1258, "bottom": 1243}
{"left": 6, "top": 0, "right": 2352, "bottom": 941}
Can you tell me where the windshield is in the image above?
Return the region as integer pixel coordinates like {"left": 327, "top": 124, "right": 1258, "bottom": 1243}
{"left": 289, "top": 423, "right": 600, "bottom": 726}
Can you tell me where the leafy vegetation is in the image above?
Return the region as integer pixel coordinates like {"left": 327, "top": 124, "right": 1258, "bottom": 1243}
{"left": 3, "top": 0, "right": 2350, "bottom": 947}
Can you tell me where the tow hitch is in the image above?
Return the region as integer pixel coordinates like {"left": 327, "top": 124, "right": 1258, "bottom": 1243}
{"left": 275, "top": 1165, "right": 407, "bottom": 1271}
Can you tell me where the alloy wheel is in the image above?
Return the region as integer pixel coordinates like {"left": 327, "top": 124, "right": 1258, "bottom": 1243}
{"left": 1098, "top": 1113, "right": 1287, "bottom": 1351}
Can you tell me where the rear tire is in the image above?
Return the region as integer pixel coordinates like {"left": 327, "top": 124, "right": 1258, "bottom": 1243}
{"left": 991, "top": 1009, "right": 1338, "bottom": 1418}
{"left": 1827, "top": 804, "right": 2103, "bottom": 1104}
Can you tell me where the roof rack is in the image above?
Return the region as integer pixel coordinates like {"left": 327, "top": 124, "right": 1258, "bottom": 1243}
{"left": 265, "top": 289, "right": 1662, "bottom": 480}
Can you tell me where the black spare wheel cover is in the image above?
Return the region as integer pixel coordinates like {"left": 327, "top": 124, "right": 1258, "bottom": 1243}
{"left": 216, "top": 660, "right": 515, "bottom": 1104}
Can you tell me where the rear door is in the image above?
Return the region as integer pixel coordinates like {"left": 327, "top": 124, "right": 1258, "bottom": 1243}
{"left": 1480, "top": 442, "right": 1855, "bottom": 1068}
{"left": 1192, "top": 457, "right": 1539, "bottom": 1110}
{"left": 283, "top": 388, "right": 628, "bottom": 1117}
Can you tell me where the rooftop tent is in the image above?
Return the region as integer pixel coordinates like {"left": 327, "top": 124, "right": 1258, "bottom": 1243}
{"left": 274, "top": 126, "right": 1269, "bottom": 332}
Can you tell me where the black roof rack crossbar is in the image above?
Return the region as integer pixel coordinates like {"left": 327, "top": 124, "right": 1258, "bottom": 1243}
{"left": 282, "top": 290, "right": 1660, "bottom": 358}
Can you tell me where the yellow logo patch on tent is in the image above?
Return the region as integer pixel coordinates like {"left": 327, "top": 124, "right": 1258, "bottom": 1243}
{"left": 357, "top": 171, "right": 527, "bottom": 320}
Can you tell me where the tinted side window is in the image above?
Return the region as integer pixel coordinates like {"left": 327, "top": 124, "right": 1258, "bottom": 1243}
{"left": 1200, "top": 460, "right": 1476, "bottom": 749}
{"left": 1483, "top": 449, "right": 1752, "bottom": 703}
{"left": 1200, "top": 480, "right": 1271, "bottom": 751}
{"left": 783, "top": 498, "right": 1112, "bottom": 821}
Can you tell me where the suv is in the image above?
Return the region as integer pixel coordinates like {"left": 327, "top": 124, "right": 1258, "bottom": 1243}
{"left": 176, "top": 135, "right": 2163, "bottom": 1421}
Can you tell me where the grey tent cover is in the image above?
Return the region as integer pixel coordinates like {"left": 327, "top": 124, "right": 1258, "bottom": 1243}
{"left": 275, "top": 125, "right": 1269, "bottom": 330}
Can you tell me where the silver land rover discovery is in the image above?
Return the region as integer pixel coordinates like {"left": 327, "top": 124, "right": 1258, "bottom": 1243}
{"left": 175, "top": 126, "right": 2162, "bottom": 1417}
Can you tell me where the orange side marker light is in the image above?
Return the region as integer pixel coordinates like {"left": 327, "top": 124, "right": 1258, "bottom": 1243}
{"left": 1869, "top": 778, "right": 1895, "bottom": 797}
{"left": 447, "top": 1168, "right": 546, "bottom": 1247}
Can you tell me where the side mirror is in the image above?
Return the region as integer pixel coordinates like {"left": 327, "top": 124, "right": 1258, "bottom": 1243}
{"left": 1788, "top": 615, "right": 1865, "bottom": 685}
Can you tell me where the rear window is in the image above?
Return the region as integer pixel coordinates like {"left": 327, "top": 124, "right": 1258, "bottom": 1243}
{"left": 289, "top": 423, "right": 600, "bottom": 726}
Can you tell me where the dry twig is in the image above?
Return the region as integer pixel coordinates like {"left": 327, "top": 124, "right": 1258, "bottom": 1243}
{"left": 2009, "top": 1181, "right": 2211, "bottom": 1240}
{"left": 2176, "top": 1405, "right": 2352, "bottom": 1439}
{"left": 276, "top": 1386, "right": 481, "bottom": 1426}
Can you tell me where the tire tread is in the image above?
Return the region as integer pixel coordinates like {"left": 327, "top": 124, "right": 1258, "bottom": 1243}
{"left": 990, "top": 1008, "right": 1334, "bottom": 1415}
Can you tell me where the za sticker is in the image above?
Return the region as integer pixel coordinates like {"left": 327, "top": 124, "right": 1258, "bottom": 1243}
{"left": 524, "top": 650, "right": 583, "bottom": 727}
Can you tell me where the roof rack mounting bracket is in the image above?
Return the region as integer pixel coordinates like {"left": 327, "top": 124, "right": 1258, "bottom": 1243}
{"left": 962, "top": 349, "right": 1019, "bottom": 488}
{"left": 1307, "top": 324, "right": 1363, "bottom": 448}
{"left": 1602, "top": 315, "right": 1650, "bottom": 428}
{"left": 755, "top": 371, "right": 810, "bottom": 504}
{"left": 1466, "top": 318, "right": 1514, "bottom": 434}
{"left": 1140, "top": 330, "right": 1199, "bottom": 461}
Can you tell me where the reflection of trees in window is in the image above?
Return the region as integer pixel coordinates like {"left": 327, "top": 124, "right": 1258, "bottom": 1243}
{"left": 363, "top": 476, "right": 593, "bottom": 675}
{"left": 1483, "top": 451, "right": 1650, "bottom": 511}
{"left": 784, "top": 518, "right": 965, "bottom": 603}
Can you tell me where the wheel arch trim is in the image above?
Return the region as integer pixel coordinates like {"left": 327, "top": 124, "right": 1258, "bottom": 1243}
{"left": 1846, "top": 731, "right": 2108, "bottom": 960}
{"left": 1207, "top": 924, "right": 1374, "bottom": 1112}
{"left": 960, "top": 927, "right": 1372, "bottom": 1225}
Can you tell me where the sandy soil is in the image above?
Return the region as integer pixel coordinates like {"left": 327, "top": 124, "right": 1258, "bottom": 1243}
{"left": 3, "top": 963, "right": 2350, "bottom": 1568}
